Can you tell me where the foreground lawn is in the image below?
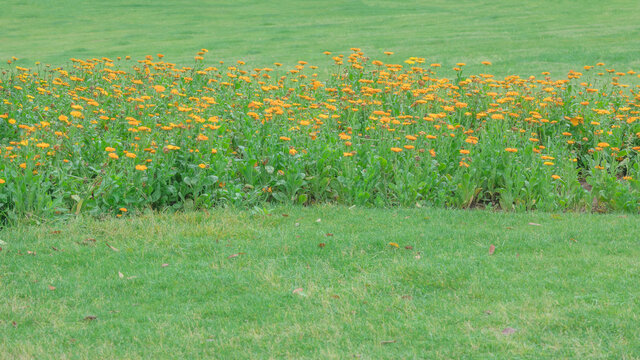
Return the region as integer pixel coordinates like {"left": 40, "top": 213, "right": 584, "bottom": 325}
{"left": 1, "top": 207, "right": 639, "bottom": 359}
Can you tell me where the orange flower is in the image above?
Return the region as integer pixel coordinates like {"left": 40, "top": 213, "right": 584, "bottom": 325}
{"left": 505, "top": 148, "right": 518, "bottom": 153}
{"left": 390, "top": 147, "right": 403, "bottom": 153}
{"left": 135, "top": 164, "right": 147, "bottom": 171}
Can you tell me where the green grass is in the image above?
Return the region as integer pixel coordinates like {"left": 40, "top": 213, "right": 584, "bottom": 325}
{"left": 2, "top": 206, "right": 639, "bottom": 358}
{"left": 2, "top": 0, "right": 640, "bottom": 76}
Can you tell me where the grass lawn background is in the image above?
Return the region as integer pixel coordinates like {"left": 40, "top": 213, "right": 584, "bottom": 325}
{"left": 2, "top": 0, "right": 640, "bottom": 76}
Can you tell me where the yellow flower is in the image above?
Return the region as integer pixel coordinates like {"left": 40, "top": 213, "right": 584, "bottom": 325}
{"left": 388, "top": 242, "right": 399, "bottom": 248}
{"left": 279, "top": 136, "right": 291, "bottom": 141}
{"left": 126, "top": 152, "right": 137, "bottom": 159}
{"left": 543, "top": 161, "right": 554, "bottom": 166}
{"left": 505, "top": 148, "right": 518, "bottom": 153}
{"left": 135, "top": 164, "right": 147, "bottom": 171}
{"left": 153, "top": 85, "right": 165, "bottom": 93}
{"left": 289, "top": 148, "right": 298, "bottom": 155}
{"left": 198, "top": 163, "right": 207, "bottom": 169}
{"left": 459, "top": 149, "right": 470, "bottom": 155}
{"left": 119, "top": 207, "right": 127, "bottom": 212}
{"left": 597, "top": 142, "right": 610, "bottom": 148}
{"left": 0, "top": 178, "right": 5, "bottom": 184}
{"left": 108, "top": 153, "right": 119, "bottom": 159}
{"left": 36, "top": 142, "right": 50, "bottom": 148}
{"left": 211, "top": 148, "right": 218, "bottom": 154}
{"left": 390, "top": 147, "right": 402, "bottom": 153}
{"left": 551, "top": 175, "right": 561, "bottom": 180}
{"left": 105, "top": 147, "right": 116, "bottom": 152}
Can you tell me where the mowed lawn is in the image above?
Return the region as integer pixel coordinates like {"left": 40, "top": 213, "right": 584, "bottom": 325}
{"left": 2, "top": 0, "right": 640, "bottom": 76}
{"left": 1, "top": 207, "right": 640, "bottom": 359}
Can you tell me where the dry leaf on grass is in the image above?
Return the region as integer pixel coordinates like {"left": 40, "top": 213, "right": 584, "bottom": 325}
{"left": 489, "top": 244, "right": 496, "bottom": 255}
{"left": 292, "top": 288, "right": 306, "bottom": 297}
{"left": 106, "top": 243, "right": 119, "bottom": 252}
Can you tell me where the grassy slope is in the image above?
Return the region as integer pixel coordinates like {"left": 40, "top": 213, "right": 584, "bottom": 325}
{"left": 1, "top": 207, "right": 639, "bottom": 359}
{"left": 2, "top": 0, "right": 640, "bottom": 76}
